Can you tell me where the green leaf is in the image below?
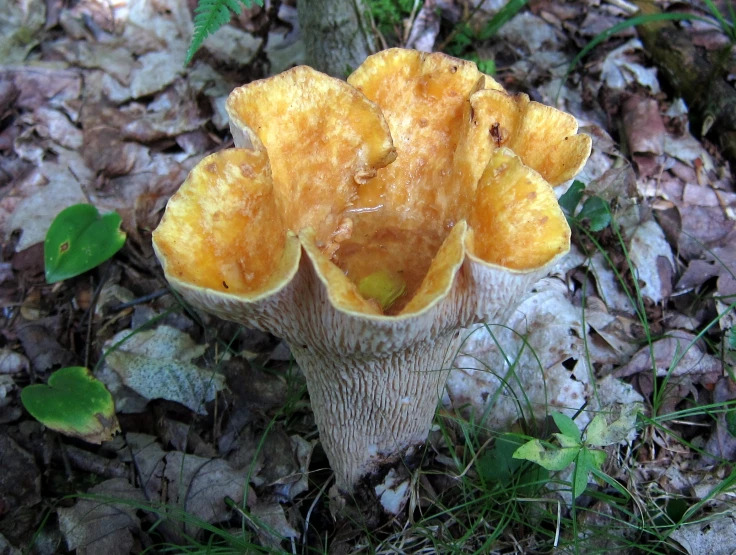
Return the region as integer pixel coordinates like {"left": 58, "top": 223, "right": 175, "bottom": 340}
{"left": 571, "top": 448, "right": 606, "bottom": 499}
{"left": 477, "top": 433, "right": 525, "bottom": 485}
{"left": 578, "top": 196, "right": 611, "bottom": 231}
{"left": 586, "top": 405, "right": 639, "bottom": 447}
{"left": 589, "top": 448, "right": 607, "bottom": 471}
{"left": 21, "top": 367, "right": 120, "bottom": 444}
{"left": 186, "top": 0, "right": 264, "bottom": 65}
{"left": 558, "top": 180, "right": 585, "bottom": 215}
{"left": 463, "top": 52, "right": 496, "bottom": 75}
{"left": 552, "top": 412, "right": 581, "bottom": 440}
{"left": 726, "top": 408, "right": 736, "bottom": 438}
{"left": 555, "top": 432, "right": 580, "bottom": 449}
{"left": 358, "top": 270, "right": 406, "bottom": 311}
{"left": 585, "top": 414, "right": 609, "bottom": 447}
{"left": 572, "top": 450, "right": 591, "bottom": 499}
{"left": 44, "top": 204, "right": 126, "bottom": 284}
{"left": 512, "top": 439, "right": 579, "bottom": 471}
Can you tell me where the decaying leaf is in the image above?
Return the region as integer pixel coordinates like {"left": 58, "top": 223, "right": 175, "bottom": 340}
{"left": 670, "top": 515, "right": 736, "bottom": 555}
{"left": 0, "top": 432, "right": 41, "bottom": 519}
{"left": 614, "top": 331, "right": 722, "bottom": 379}
{"left": 57, "top": 478, "right": 145, "bottom": 555}
{"left": 0, "top": 0, "right": 45, "bottom": 64}
{"left": 119, "top": 434, "right": 257, "bottom": 538}
{"left": 2, "top": 162, "right": 88, "bottom": 251}
{"left": 0, "top": 349, "right": 29, "bottom": 374}
{"left": 704, "top": 379, "right": 736, "bottom": 461}
{"left": 448, "top": 276, "right": 644, "bottom": 433}
{"left": 627, "top": 219, "right": 675, "bottom": 303}
{"left": 249, "top": 501, "right": 299, "bottom": 549}
{"left": 164, "top": 451, "right": 256, "bottom": 536}
{"left": 600, "top": 39, "right": 660, "bottom": 93}
{"left": 585, "top": 402, "right": 640, "bottom": 447}
{"left": 102, "top": 325, "right": 225, "bottom": 415}
{"left": 586, "top": 252, "right": 636, "bottom": 315}
{"left": 623, "top": 96, "right": 665, "bottom": 156}
{"left": 448, "top": 278, "right": 591, "bottom": 429}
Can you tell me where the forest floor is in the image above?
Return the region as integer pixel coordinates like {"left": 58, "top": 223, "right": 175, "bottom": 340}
{"left": 1, "top": 0, "right": 736, "bottom": 553}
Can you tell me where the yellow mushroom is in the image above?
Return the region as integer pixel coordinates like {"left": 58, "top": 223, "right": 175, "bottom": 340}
{"left": 153, "top": 49, "right": 591, "bottom": 498}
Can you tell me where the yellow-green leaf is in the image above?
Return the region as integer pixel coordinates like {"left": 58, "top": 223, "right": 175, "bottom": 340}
{"left": 512, "top": 438, "right": 579, "bottom": 471}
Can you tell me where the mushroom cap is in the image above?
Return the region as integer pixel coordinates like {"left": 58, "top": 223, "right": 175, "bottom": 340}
{"left": 153, "top": 49, "right": 591, "bottom": 352}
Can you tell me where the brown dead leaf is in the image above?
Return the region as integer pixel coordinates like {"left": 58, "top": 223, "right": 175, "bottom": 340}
{"left": 614, "top": 331, "right": 722, "bottom": 379}
{"left": 600, "top": 39, "right": 660, "bottom": 93}
{"left": 0, "top": 349, "right": 30, "bottom": 375}
{"left": 677, "top": 233, "right": 736, "bottom": 322}
{"left": 120, "top": 433, "right": 258, "bottom": 538}
{"left": 51, "top": 39, "right": 136, "bottom": 85}
{"left": 0, "top": 432, "right": 41, "bottom": 543}
{"left": 57, "top": 478, "right": 145, "bottom": 555}
{"left": 118, "top": 84, "right": 207, "bottom": 143}
{"left": 16, "top": 320, "right": 76, "bottom": 373}
{"left": 249, "top": 501, "right": 299, "bottom": 549}
{"left": 703, "top": 378, "right": 736, "bottom": 461}
{"left": 0, "top": 431, "right": 41, "bottom": 513}
{"left": 80, "top": 103, "right": 150, "bottom": 177}
{"left": 623, "top": 95, "right": 665, "bottom": 156}
{"left": 119, "top": 433, "right": 166, "bottom": 496}
{"left": 1, "top": 67, "right": 81, "bottom": 111}
{"left": 584, "top": 307, "right": 639, "bottom": 362}
{"left": 164, "top": 451, "right": 256, "bottom": 537}
{"left": 639, "top": 179, "right": 736, "bottom": 261}
{"left": 670, "top": 515, "right": 736, "bottom": 555}
{"left": 30, "top": 107, "right": 83, "bottom": 150}
{"left": 1, "top": 160, "right": 88, "bottom": 251}
{"left": 627, "top": 219, "right": 675, "bottom": 303}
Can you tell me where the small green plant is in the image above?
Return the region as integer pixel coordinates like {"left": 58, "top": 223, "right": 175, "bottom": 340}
{"left": 21, "top": 366, "right": 120, "bottom": 444}
{"left": 186, "top": 0, "right": 265, "bottom": 65}
{"left": 44, "top": 204, "right": 126, "bottom": 283}
{"left": 477, "top": 432, "right": 549, "bottom": 494}
{"left": 369, "top": 0, "right": 419, "bottom": 36}
{"left": 512, "top": 411, "right": 631, "bottom": 499}
{"left": 558, "top": 180, "right": 611, "bottom": 232}
{"left": 443, "top": 0, "right": 527, "bottom": 73}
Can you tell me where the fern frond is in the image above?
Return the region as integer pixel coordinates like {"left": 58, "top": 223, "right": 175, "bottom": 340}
{"left": 186, "top": 0, "right": 265, "bottom": 65}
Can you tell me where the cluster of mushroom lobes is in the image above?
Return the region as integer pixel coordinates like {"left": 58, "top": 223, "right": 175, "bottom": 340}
{"left": 152, "top": 48, "right": 591, "bottom": 493}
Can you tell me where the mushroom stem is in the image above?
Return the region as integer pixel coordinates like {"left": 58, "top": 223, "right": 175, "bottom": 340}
{"left": 291, "top": 333, "right": 460, "bottom": 491}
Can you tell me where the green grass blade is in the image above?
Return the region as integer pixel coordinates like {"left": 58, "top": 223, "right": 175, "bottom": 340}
{"left": 479, "top": 0, "right": 528, "bottom": 40}
{"left": 702, "top": 0, "right": 735, "bottom": 40}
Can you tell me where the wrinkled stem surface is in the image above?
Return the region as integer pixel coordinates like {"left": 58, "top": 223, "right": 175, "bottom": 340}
{"left": 290, "top": 332, "right": 461, "bottom": 491}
